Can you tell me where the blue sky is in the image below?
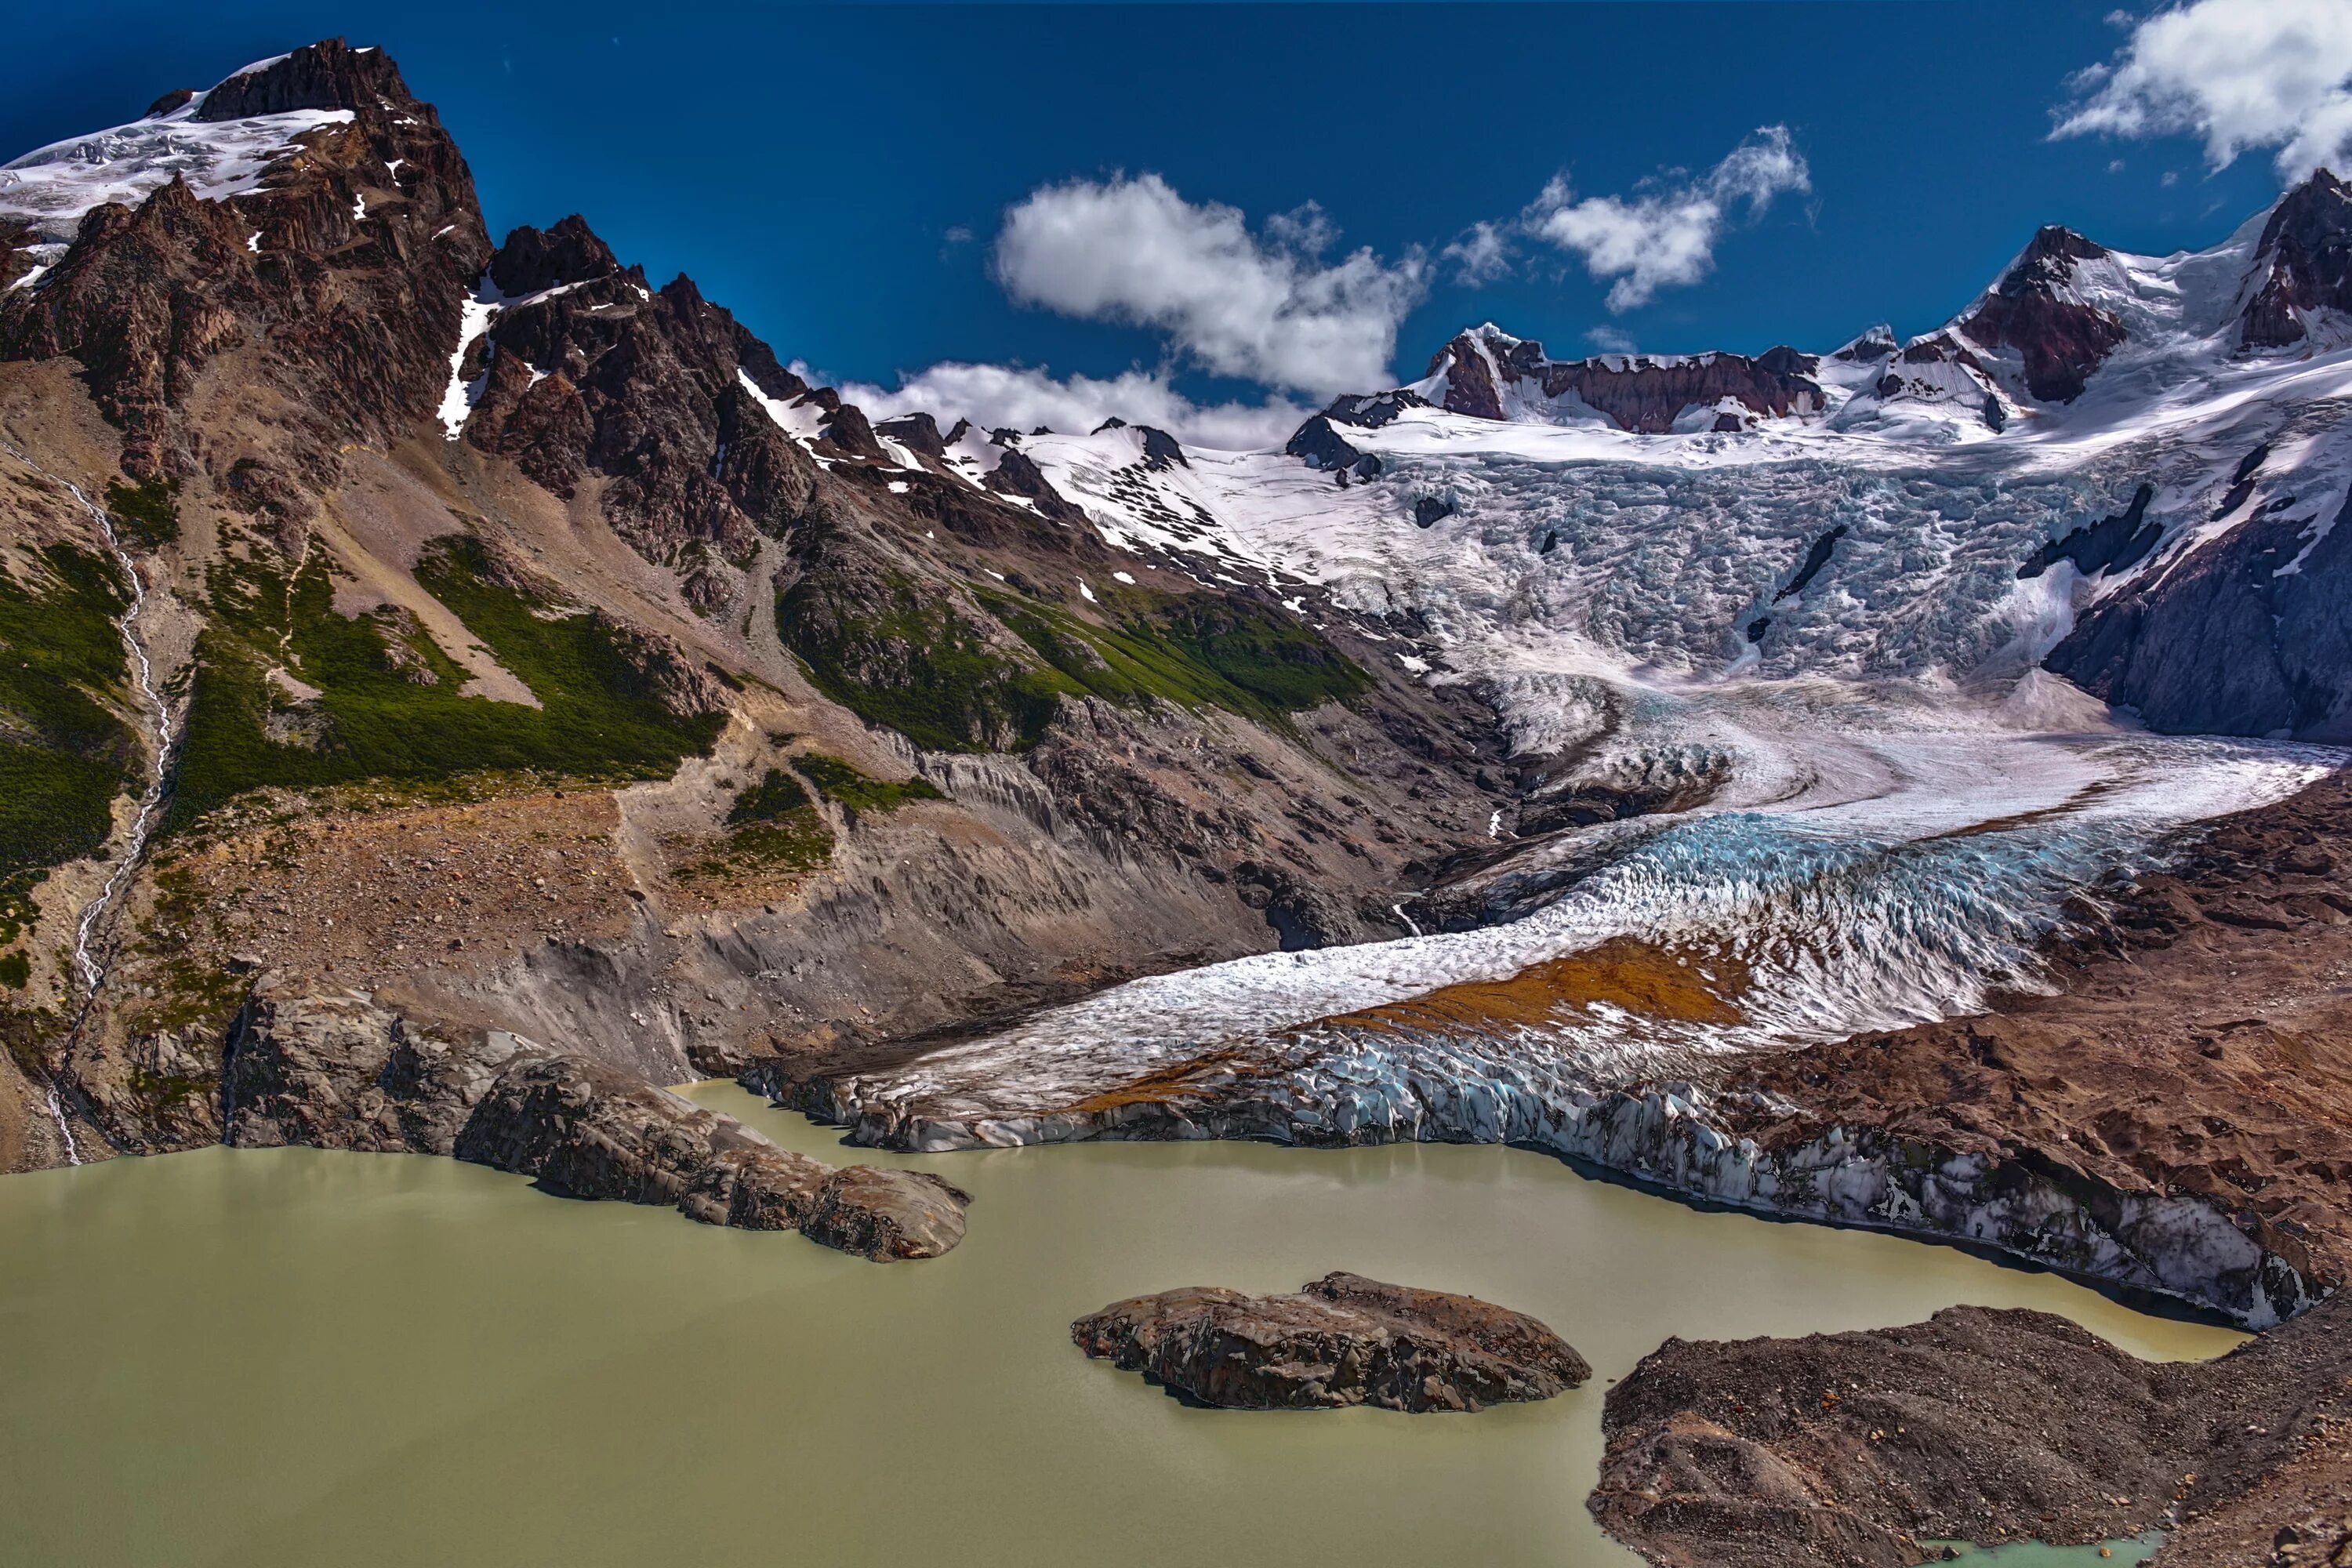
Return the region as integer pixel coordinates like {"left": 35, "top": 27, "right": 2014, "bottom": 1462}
{"left": 2, "top": 2, "right": 2335, "bottom": 444}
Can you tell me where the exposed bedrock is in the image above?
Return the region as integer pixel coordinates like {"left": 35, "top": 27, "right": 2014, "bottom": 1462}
{"left": 1073, "top": 1271, "right": 1589, "bottom": 1412}
{"left": 223, "top": 987, "right": 967, "bottom": 1260}
{"left": 1424, "top": 326, "right": 1824, "bottom": 431}
{"left": 1592, "top": 1291, "right": 2352, "bottom": 1568}
{"left": 2046, "top": 485, "right": 2352, "bottom": 741}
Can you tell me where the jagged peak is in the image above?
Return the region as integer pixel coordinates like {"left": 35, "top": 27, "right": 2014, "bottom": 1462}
{"left": 193, "top": 39, "right": 416, "bottom": 124}
{"left": 2240, "top": 165, "right": 2352, "bottom": 350}
{"left": 2255, "top": 166, "right": 2352, "bottom": 260}
{"left": 1991, "top": 224, "right": 2111, "bottom": 301}
{"left": 1833, "top": 325, "right": 1898, "bottom": 361}
{"left": 489, "top": 215, "right": 621, "bottom": 299}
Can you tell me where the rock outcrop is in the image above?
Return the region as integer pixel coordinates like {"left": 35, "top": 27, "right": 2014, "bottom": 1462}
{"left": 1951, "top": 225, "right": 2127, "bottom": 402}
{"left": 1072, "top": 1271, "right": 1589, "bottom": 1411}
{"left": 1423, "top": 325, "right": 1824, "bottom": 432}
{"left": 223, "top": 987, "right": 968, "bottom": 1260}
{"left": 2239, "top": 168, "right": 2352, "bottom": 350}
{"left": 2046, "top": 483, "right": 2352, "bottom": 740}
{"left": 1592, "top": 1291, "right": 2352, "bottom": 1568}
{"left": 0, "top": 38, "right": 492, "bottom": 478}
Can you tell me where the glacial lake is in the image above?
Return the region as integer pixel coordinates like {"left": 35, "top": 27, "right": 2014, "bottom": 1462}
{"left": 0, "top": 1083, "right": 2230, "bottom": 1566}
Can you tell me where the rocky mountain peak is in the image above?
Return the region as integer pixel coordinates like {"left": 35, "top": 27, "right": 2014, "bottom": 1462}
{"left": 1992, "top": 224, "right": 2111, "bottom": 299}
{"left": 875, "top": 412, "right": 947, "bottom": 457}
{"left": 1951, "top": 223, "right": 2125, "bottom": 403}
{"left": 1833, "top": 325, "right": 1898, "bottom": 361}
{"left": 1, "top": 36, "right": 492, "bottom": 476}
{"left": 192, "top": 39, "right": 416, "bottom": 123}
{"left": 490, "top": 215, "right": 623, "bottom": 298}
{"left": 2240, "top": 167, "right": 2352, "bottom": 349}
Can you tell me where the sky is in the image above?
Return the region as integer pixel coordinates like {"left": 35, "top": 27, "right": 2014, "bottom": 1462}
{"left": 4, "top": 1, "right": 2347, "bottom": 445}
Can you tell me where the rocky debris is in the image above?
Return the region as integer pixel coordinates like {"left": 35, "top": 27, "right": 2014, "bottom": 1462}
{"left": 1687, "top": 771, "right": 2352, "bottom": 1320}
{"left": 1953, "top": 225, "right": 2128, "bottom": 402}
{"left": 223, "top": 987, "right": 967, "bottom": 1260}
{"left": 1073, "top": 1271, "right": 1588, "bottom": 1411}
{"left": 1423, "top": 325, "right": 1824, "bottom": 432}
{"left": 1592, "top": 1290, "right": 2352, "bottom": 1568}
{"left": 2240, "top": 168, "right": 2352, "bottom": 350}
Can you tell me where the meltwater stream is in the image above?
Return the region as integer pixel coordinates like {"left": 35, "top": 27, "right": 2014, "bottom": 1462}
{"left": 0, "top": 438, "right": 180, "bottom": 1163}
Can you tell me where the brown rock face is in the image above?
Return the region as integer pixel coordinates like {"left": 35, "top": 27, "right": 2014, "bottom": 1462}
{"left": 1425, "top": 328, "right": 1824, "bottom": 433}
{"left": 462, "top": 223, "right": 825, "bottom": 564}
{"left": 1954, "top": 225, "right": 2126, "bottom": 402}
{"left": 1592, "top": 1292, "right": 2352, "bottom": 1568}
{"left": 192, "top": 38, "right": 412, "bottom": 121}
{"left": 1072, "top": 1271, "right": 1589, "bottom": 1411}
{"left": 223, "top": 988, "right": 968, "bottom": 1261}
{"left": 2240, "top": 169, "right": 2352, "bottom": 349}
{"left": 0, "top": 37, "right": 493, "bottom": 477}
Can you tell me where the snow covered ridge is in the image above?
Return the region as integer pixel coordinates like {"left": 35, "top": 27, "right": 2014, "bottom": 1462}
{"left": 970, "top": 174, "right": 2352, "bottom": 725}
{"left": 1392, "top": 173, "right": 2352, "bottom": 445}
{"left": 0, "top": 52, "right": 367, "bottom": 289}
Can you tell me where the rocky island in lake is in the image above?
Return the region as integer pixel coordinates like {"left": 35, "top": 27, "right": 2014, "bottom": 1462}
{"left": 1073, "top": 1272, "right": 1591, "bottom": 1411}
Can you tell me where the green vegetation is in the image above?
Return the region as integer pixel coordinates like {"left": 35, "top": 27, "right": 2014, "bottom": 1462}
{"left": 779, "top": 578, "right": 1065, "bottom": 753}
{"left": 985, "top": 590, "right": 1372, "bottom": 729}
{"left": 118, "top": 863, "right": 245, "bottom": 1036}
{"left": 778, "top": 571, "right": 1370, "bottom": 755}
{"left": 0, "top": 543, "right": 136, "bottom": 940}
{"left": 728, "top": 766, "right": 815, "bottom": 826}
{"left": 695, "top": 767, "right": 832, "bottom": 875}
{"left": 0, "top": 950, "right": 27, "bottom": 989}
{"left": 793, "top": 752, "right": 944, "bottom": 815}
{"left": 167, "top": 534, "right": 726, "bottom": 831}
{"left": 103, "top": 478, "right": 180, "bottom": 549}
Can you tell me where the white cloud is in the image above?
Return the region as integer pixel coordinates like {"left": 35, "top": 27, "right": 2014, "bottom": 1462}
{"left": 991, "top": 172, "right": 1426, "bottom": 394}
{"left": 2053, "top": 0, "right": 2352, "bottom": 181}
{"left": 1583, "top": 326, "right": 1639, "bottom": 354}
{"left": 1522, "top": 127, "right": 1811, "bottom": 313}
{"left": 822, "top": 359, "right": 1308, "bottom": 452}
{"left": 1441, "top": 220, "right": 1513, "bottom": 286}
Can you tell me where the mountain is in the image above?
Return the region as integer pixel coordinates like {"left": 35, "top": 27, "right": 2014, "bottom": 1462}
{"left": 0, "top": 42, "right": 1506, "bottom": 1210}
{"left": 1020, "top": 178, "right": 2352, "bottom": 746}
{"left": 3, "top": 39, "right": 2352, "bottom": 1338}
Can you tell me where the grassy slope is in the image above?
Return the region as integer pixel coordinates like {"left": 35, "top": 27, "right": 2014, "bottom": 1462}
{"left": 169, "top": 534, "right": 725, "bottom": 831}
{"left": 779, "top": 571, "right": 1370, "bottom": 754}
{"left": 0, "top": 543, "right": 136, "bottom": 962}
